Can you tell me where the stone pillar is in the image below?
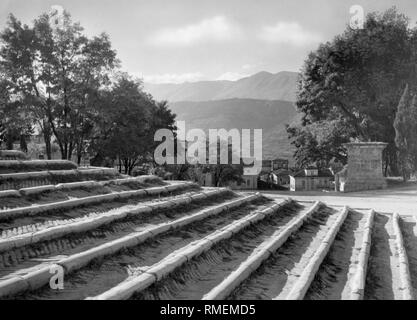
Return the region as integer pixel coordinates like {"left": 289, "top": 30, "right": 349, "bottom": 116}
{"left": 340, "top": 142, "right": 387, "bottom": 192}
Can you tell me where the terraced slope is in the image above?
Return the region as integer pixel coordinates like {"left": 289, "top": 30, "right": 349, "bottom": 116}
{"left": 0, "top": 159, "right": 416, "bottom": 300}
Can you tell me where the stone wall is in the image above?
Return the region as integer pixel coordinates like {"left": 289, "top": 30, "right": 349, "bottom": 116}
{"left": 337, "top": 142, "right": 387, "bottom": 192}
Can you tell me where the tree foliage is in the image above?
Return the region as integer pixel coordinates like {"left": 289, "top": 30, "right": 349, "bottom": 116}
{"left": 0, "top": 11, "right": 118, "bottom": 160}
{"left": 394, "top": 85, "right": 417, "bottom": 180}
{"left": 0, "top": 10, "right": 177, "bottom": 174}
{"left": 200, "top": 140, "right": 244, "bottom": 187}
{"left": 288, "top": 7, "right": 417, "bottom": 174}
{"left": 90, "top": 76, "right": 176, "bottom": 175}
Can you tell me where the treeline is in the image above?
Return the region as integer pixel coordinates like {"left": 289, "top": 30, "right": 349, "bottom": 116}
{"left": 287, "top": 7, "right": 417, "bottom": 179}
{"left": 0, "top": 10, "right": 176, "bottom": 174}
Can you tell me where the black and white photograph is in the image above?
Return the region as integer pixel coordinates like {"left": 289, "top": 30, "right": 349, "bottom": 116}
{"left": 1, "top": 0, "right": 417, "bottom": 307}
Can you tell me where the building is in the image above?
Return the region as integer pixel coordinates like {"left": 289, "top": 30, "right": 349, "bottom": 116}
{"left": 199, "top": 172, "right": 214, "bottom": 187}
{"left": 271, "top": 158, "right": 289, "bottom": 170}
{"left": 258, "top": 169, "right": 271, "bottom": 183}
{"left": 261, "top": 158, "right": 289, "bottom": 172}
{"left": 258, "top": 168, "right": 291, "bottom": 188}
{"left": 258, "top": 158, "right": 291, "bottom": 190}
{"left": 197, "top": 168, "right": 257, "bottom": 190}
{"left": 230, "top": 167, "right": 258, "bottom": 190}
{"left": 270, "top": 169, "right": 291, "bottom": 186}
{"left": 289, "top": 167, "right": 334, "bottom": 191}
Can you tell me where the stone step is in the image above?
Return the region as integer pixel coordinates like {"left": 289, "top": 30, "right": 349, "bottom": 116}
{"left": 0, "top": 181, "right": 195, "bottom": 221}
{"left": 0, "top": 192, "right": 260, "bottom": 298}
{"left": 0, "top": 175, "right": 165, "bottom": 200}
{"left": 0, "top": 168, "right": 120, "bottom": 191}
{"left": 0, "top": 160, "right": 77, "bottom": 174}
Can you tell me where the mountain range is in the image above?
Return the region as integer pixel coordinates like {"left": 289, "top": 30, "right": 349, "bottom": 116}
{"left": 144, "top": 71, "right": 300, "bottom": 164}
{"left": 168, "top": 99, "right": 301, "bottom": 162}
{"left": 144, "top": 71, "right": 298, "bottom": 102}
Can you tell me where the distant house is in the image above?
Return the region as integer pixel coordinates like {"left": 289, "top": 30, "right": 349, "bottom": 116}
{"left": 198, "top": 168, "right": 257, "bottom": 190}
{"left": 200, "top": 172, "right": 214, "bottom": 187}
{"left": 230, "top": 168, "right": 258, "bottom": 190}
{"left": 270, "top": 169, "right": 291, "bottom": 186}
{"left": 261, "top": 158, "right": 289, "bottom": 172}
{"left": 289, "top": 167, "right": 334, "bottom": 191}
{"left": 257, "top": 168, "right": 291, "bottom": 190}
{"left": 271, "top": 158, "right": 289, "bottom": 170}
{"left": 261, "top": 160, "right": 272, "bottom": 171}
{"left": 258, "top": 169, "right": 272, "bottom": 183}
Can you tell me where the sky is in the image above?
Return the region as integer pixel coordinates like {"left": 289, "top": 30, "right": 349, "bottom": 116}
{"left": 1, "top": 0, "right": 417, "bottom": 83}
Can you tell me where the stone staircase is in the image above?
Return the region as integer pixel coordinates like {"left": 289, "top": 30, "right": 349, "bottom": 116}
{"left": 0, "top": 156, "right": 416, "bottom": 300}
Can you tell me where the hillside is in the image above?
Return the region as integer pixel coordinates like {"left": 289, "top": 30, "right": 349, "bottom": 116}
{"left": 168, "top": 99, "right": 299, "bottom": 163}
{"left": 145, "top": 71, "right": 298, "bottom": 102}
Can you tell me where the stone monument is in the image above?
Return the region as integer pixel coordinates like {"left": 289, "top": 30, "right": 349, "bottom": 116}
{"left": 336, "top": 142, "right": 387, "bottom": 192}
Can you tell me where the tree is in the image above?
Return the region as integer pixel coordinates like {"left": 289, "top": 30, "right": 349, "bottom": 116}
{"left": 0, "top": 11, "right": 118, "bottom": 160}
{"left": 410, "top": 95, "right": 417, "bottom": 172}
{"left": 0, "top": 77, "right": 33, "bottom": 151}
{"left": 286, "top": 119, "right": 352, "bottom": 168}
{"left": 149, "top": 100, "right": 177, "bottom": 157}
{"left": 201, "top": 140, "right": 244, "bottom": 187}
{"left": 32, "top": 12, "right": 118, "bottom": 160}
{"left": 394, "top": 85, "right": 417, "bottom": 180}
{"left": 0, "top": 17, "right": 36, "bottom": 152}
{"left": 288, "top": 7, "right": 416, "bottom": 174}
{"left": 90, "top": 76, "right": 177, "bottom": 175}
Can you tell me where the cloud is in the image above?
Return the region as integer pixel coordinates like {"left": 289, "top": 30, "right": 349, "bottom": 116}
{"left": 242, "top": 64, "right": 256, "bottom": 70}
{"left": 148, "top": 16, "right": 241, "bottom": 46}
{"left": 216, "top": 72, "right": 248, "bottom": 81}
{"left": 241, "top": 63, "right": 266, "bottom": 71}
{"left": 259, "top": 22, "right": 323, "bottom": 46}
{"left": 144, "top": 72, "right": 206, "bottom": 84}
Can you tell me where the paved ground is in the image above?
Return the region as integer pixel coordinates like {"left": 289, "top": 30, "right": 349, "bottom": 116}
{"left": 260, "top": 181, "right": 417, "bottom": 215}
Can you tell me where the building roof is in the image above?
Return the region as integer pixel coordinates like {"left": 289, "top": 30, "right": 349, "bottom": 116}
{"left": 291, "top": 168, "right": 334, "bottom": 178}
{"left": 263, "top": 158, "right": 288, "bottom": 162}
{"left": 258, "top": 169, "right": 272, "bottom": 176}
{"left": 271, "top": 169, "right": 291, "bottom": 176}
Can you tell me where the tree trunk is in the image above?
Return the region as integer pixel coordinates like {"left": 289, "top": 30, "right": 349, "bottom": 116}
{"left": 5, "top": 130, "right": 14, "bottom": 150}
{"left": 118, "top": 157, "right": 122, "bottom": 173}
{"left": 19, "top": 135, "right": 27, "bottom": 153}
{"left": 6, "top": 137, "right": 13, "bottom": 150}
{"left": 44, "top": 133, "right": 52, "bottom": 159}
{"left": 123, "top": 158, "right": 129, "bottom": 174}
{"left": 128, "top": 162, "right": 136, "bottom": 176}
{"left": 402, "top": 163, "right": 409, "bottom": 182}
{"left": 76, "top": 138, "right": 84, "bottom": 166}
{"left": 42, "top": 120, "right": 52, "bottom": 159}
{"left": 68, "top": 142, "right": 74, "bottom": 161}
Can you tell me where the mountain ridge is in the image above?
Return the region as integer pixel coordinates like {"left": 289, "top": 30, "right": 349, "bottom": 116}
{"left": 168, "top": 98, "right": 300, "bottom": 163}
{"left": 144, "top": 71, "right": 299, "bottom": 102}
